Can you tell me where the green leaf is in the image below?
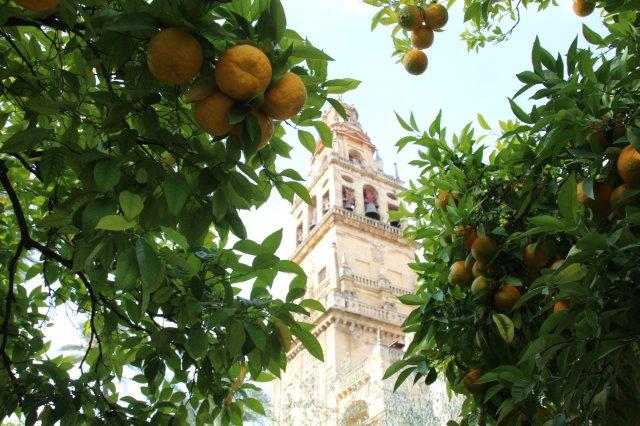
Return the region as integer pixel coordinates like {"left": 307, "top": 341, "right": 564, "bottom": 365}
{"left": 115, "top": 248, "right": 138, "bottom": 289}
{"left": 95, "top": 215, "right": 135, "bottom": 231}
{"left": 508, "top": 98, "right": 531, "bottom": 123}
{"left": 119, "top": 191, "right": 144, "bottom": 219}
{"left": 313, "top": 121, "right": 332, "bottom": 147}
{"left": 243, "top": 397, "right": 265, "bottom": 415}
{"left": 298, "top": 130, "right": 317, "bottom": 153}
{"left": 291, "top": 44, "right": 333, "bottom": 61}
{"left": 227, "top": 320, "right": 246, "bottom": 357}
{"left": 291, "top": 326, "right": 323, "bottom": 361}
{"left": 244, "top": 322, "right": 266, "bottom": 350}
{"left": 557, "top": 174, "right": 577, "bottom": 223}
{"left": 187, "top": 327, "right": 209, "bottom": 360}
{"left": 164, "top": 173, "right": 190, "bottom": 217}
{"left": 135, "top": 240, "right": 164, "bottom": 293}
{"left": 262, "top": 229, "right": 283, "bottom": 252}
{"left": 582, "top": 24, "right": 604, "bottom": 45}
{"left": 270, "top": 0, "right": 287, "bottom": 43}
{"left": 383, "top": 358, "right": 410, "bottom": 380}
{"left": 323, "top": 78, "right": 361, "bottom": 94}
{"left": 398, "top": 294, "right": 424, "bottom": 305}
{"left": 300, "top": 299, "right": 325, "bottom": 313}
{"left": 492, "top": 314, "right": 515, "bottom": 344}
{"left": 477, "top": 113, "right": 491, "bottom": 130}
{"left": 105, "top": 12, "right": 159, "bottom": 33}
{"left": 94, "top": 160, "right": 121, "bottom": 192}
{"left": 393, "top": 368, "right": 413, "bottom": 391}
{"left": 0, "top": 127, "right": 52, "bottom": 153}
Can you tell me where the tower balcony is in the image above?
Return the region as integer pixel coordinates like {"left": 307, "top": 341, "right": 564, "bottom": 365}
{"left": 313, "top": 290, "right": 408, "bottom": 326}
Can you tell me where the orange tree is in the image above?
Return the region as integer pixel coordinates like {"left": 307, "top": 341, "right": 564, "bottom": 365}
{"left": 374, "top": 0, "right": 640, "bottom": 424}
{"left": 0, "top": 0, "right": 357, "bottom": 423}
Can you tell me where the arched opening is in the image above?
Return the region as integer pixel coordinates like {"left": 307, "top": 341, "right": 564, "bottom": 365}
{"left": 342, "top": 186, "right": 356, "bottom": 211}
{"left": 348, "top": 149, "right": 364, "bottom": 166}
{"left": 342, "top": 400, "right": 369, "bottom": 426}
{"left": 296, "top": 223, "right": 303, "bottom": 246}
{"left": 388, "top": 204, "right": 400, "bottom": 228}
{"left": 308, "top": 197, "right": 317, "bottom": 230}
{"left": 342, "top": 175, "right": 354, "bottom": 183}
{"left": 363, "top": 185, "right": 380, "bottom": 220}
{"left": 321, "top": 191, "right": 330, "bottom": 215}
{"left": 387, "top": 192, "right": 398, "bottom": 201}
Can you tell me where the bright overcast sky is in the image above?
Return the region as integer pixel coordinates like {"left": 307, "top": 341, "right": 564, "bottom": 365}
{"left": 241, "top": 0, "right": 606, "bottom": 296}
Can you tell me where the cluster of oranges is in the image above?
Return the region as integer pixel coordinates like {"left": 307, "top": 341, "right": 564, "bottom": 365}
{"left": 576, "top": 117, "right": 639, "bottom": 220}
{"left": 397, "top": 2, "right": 449, "bottom": 75}
{"left": 147, "top": 28, "right": 306, "bottom": 151}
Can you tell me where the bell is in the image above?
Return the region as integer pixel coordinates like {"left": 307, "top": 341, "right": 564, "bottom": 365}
{"left": 364, "top": 202, "right": 380, "bottom": 220}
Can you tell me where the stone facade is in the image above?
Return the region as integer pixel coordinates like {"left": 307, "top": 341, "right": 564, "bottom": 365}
{"left": 270, "top": 103, "right": 460, "bottom": 425}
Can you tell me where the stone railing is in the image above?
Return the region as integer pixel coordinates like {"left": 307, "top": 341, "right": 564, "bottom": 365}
{"left": 333, "top": 207, "right": 402, "bottom": 236}
{"left": 329, "top": 152, "right": 402, "bottom": 184}
{"left": 343, "top": 273, "right": 413, "bottom": 297}
{"left": 339, "top": 361, "right": 369, "bottom": 391}
{"left": 319, "top": 291, "right": 407, "bottom": 325}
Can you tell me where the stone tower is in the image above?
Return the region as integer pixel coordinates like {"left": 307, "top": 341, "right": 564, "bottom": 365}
{"left": 270, "top": 103, "right": 458, "bottom": 425}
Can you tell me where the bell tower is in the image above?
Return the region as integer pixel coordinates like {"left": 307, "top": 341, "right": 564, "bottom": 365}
{"left": 270, "top": 103, "right": 458, "bottom": 425}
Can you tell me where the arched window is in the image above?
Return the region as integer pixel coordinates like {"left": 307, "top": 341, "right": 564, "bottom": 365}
{"left": 296, "top": 223, "right": 303, "bottom": 246}
{"left": 363, "top": 185, "right": 380, "bottom": 220}
{"left": 308, "top": 197, "right": 317, "bottom": 230}
{"left": 322, "top": 191, "right": 330, "bottom": 214}
{"left": 342, "top": 186, "right": 355, "bottom": 211}
{"left": 388, "top": 204, "right": 400, "bottom": 228}
{"left": 348, "top": 149, "right": 363, "bottom": 165}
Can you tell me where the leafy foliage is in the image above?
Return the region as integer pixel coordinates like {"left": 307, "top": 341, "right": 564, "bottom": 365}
{"left": 0, "top": 0, "right": 358, "bottom": 423}
{"left": 385, "top": 1, "right": 640, "bottom": 425}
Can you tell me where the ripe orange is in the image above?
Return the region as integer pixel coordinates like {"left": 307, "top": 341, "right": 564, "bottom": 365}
{"left": 550, "top": 259, "right": 565, "bottom": 270}
{"left": 423, "top": 2, "right": 449, "bottom": 30}
{"left": 523, "top": 244, "right": 549, "bottom": 270}
{"left": 185, "top": 78, "right": 217, "bottom": 103}
{"left": 471, "top": 276, "right": 489, "bottom": 294}
{"left": 577, "top": 181, "right": 612, "bottom": 220}
{"left": 147, "top": 28, "right": 203, "bottom": 85}
{"left": 573, "top": 0, "right": 595, "bottom": 17}
{"left": 15, "top": 0, "right": 59, "bottom": 11}
{"left": 263, "top": 72, "right": 307, "bottom": 120}
{"left": 437, "top": 190, "right": 461, "bottom": 210}
{"left": 553, "top": 300, "right": 569, "bottom": 313}
{"left": 398, "top": 5, "right": 424, "bottom": 31}
{"left": 411, "top": 26, "right": 434, "bottom": 49}
{"left": 591, "top": 118, "right": 626, "bottom": 151}
{"left": 402, "top": 49, "right": 428, "bottom": 75}
{"left": 449, "top": 260, "right": 473, "bottom": 287}
{"left": 472, "top": 260, "right": 495, "bottom": 278}
{"left": 215, "top": 45, "right": 272, "bottom": 101}
{"left": 471, "top": 236, "right": 499, "bottom": 263}
{"left": 194, "top": 92, "right": 236, "bottom": 136}
{"left": 617, "top": 145, "right": 640, "bottom": 186}
{"left": 494, "top": 285, "right": 521, "bottom": 313}
{"left": 611, "top": 184, "right": 639, "bottom": 216}
{"left": 463, "top": 369, "right": 485, "bottom": 393}
{"left": 240, "top": 109, "right": 274, "bottom": 150}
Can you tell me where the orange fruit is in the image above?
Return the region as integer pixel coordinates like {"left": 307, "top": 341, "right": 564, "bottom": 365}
{"left": 15, "top": 0, "right": 59, "bottom": 10}
{"left": 448, "top": 260, "right": 473, "bottom": 287}
{"left": 617, "top": 145, "right": 640, "bottom": 186}
{"left": 398, "top": 5, "right": 424, "bottom": 31}
{"left": 185, "top": 78, "right": 217, "bottom": 103}
{"left": 237, "top": 109, "right": 274, "bottom": 150}
{"left": 411, "top": 26, "right": 434, "bottom": 49}
{"left": 147, "top": 28, "right": 203, "bottom": 85}
{"left": 263, "top": 72, "right": 307, "bottom": 120}
{"left": 423, "top": 2, "right": 449, "bottom": 30}
{"left": 577, "top": 181, "right": 613, "bottom": 220}
{"left": 471, "top": 236, "right": 499, "bottom": 263}
{"left": 437, "top": 190, "right": 461, "bottom": 210}
{"left": 215, "top": 45, "right": 272, "bottom": 101}
{"left": 194, "top": 92, "right": 236, "bottom": 136}
{"left": 460, "top": 227, "right": 477, "bottom": 250}
{"left": 573, "top": 0, "right": 595, "bottom": 17}
{"left": 471, "top": 276, "right": 489, "bottom": 294}
{"left": 523, "top": 244, "right": 549, "bottom": 270}
{"left": 494, "top": 285, "right": 521, "bottom": 313}
{"left": 463, "top": 369, "right": 485, "bottom": 393}
{"left": 591, "top": 118, "right": 626, "bottom": 151}
{"left": 402, "top": 49, "right": 428, "bottom": 75}
{"left": 553, "top": 300, "right": 570, "bottom": 313}
{"left": 472, "top": 260, "right": 495, "bottom": 278}
{"left": 550, "top": 259, "right": 565, "bottom": 270}
{"left": 611, "top": 184, "right": 639, "bottom": 216}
